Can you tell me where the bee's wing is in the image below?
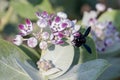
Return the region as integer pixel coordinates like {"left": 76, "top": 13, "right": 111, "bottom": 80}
{"left": 83, "top": 27, "right": 91, "bottom": 37}
{"left": 83, "top": 44, "right": 92, "bottom": 54}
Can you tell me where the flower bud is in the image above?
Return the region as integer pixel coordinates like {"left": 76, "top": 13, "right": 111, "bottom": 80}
{"left": 42, "top": 32, "right": 49, "bottom": 40}
{"left": 39, "top": 41, "right": 48, "bottom": 50}
{"left": 13, "top": 35, "right": 23, "bottom": 46}
{"left": 27, "top": 37, "right": 38, "bottom": 48}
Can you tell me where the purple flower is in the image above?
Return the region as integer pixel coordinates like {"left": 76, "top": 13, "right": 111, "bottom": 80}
{"left": 36, "top": 11, "right": 49, "bottom": 19}
{"left": 50, "top": 34, "right": 64, "bottom": 45}
{"left": 37, "top": 19, "right": 48, "bottom": 28}
{"left": 36, "top": 11, "right": 54, "bottom": 28}
{"left": 18, "top": 19, "right": 33, "bottom": 36}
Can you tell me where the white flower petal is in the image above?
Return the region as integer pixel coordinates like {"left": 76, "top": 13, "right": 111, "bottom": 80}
{"left": 13, "top": 35, "right": 23, "bottom": 46}
{"left": 70, "top": 35, "right": 74, "bottom": 41}
{"left": 57, "top": 12, "right": 67, "bottom": 19}
{"left": 74, "top": 25, "right": 81, "bottom": 31}
{"left": 27, "top": 37, "right": 38, "bottom": 48}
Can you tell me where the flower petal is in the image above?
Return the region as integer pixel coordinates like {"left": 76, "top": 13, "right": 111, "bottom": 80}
{"left": 37, "top": 19, "right": 48, "bottom": 28}
{"left": 26, "top": 18, "right": 32, "bottom": 26}
{"left": 18, "top": 24, "right": 25, "bottom": 30}
{"left": 57, "top": 12, "right": 67, "bottom": 19}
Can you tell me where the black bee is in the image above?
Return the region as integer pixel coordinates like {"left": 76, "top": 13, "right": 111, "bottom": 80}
{"left": 72, "top": 27, "right": 92, "bottom": 54}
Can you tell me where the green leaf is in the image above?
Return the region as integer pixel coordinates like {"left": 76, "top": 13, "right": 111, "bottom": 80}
{"left": 40, "top": 44, "right": 74, "bottom": 79}
{"left": 16, "top": 59, "right": 41, "bottom": 80}
{"left": 54, "top": 59, "right": 110, "bottom": 80}
{"left": 19, "top": 45, "right": 40, "bottom": 63}
{"left": 78, "top": 36, "right": 97, "bottom": 63}
{"left": 0, "top": 39, "right": 32, "bottom": 80}
{"left": 37, "top": 0, "right": 54, "bottom": 13}
{"left": 98, "top": 58, "right": 120, "bottom": 80}
{"left": 98, "top": 10, "right": 120, "bottom": 31}
{"left": 10, "top": 0, "right": 37, "bottom": 20}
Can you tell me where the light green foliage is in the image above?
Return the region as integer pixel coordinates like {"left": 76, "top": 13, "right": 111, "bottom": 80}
{"left": 0, "top": 39, "right": 31, "bottom": 80}
{"left": 54, "top": 59, "right": 110, "bottom": 80}
{"left": 0, "top": 39, "right": 109, "bottom": 80}
{"left": 99, "top": 10, "right": 120, "bottom": 31}
{"left": 11, "top": 0, "right": 37, "bottom": 20}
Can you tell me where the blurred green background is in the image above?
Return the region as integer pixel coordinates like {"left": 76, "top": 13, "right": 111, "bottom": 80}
{"left": 0, "top": 0, "right": 120, "bottom": 80}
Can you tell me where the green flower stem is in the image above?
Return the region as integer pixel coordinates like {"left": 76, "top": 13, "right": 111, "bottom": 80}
{"left": 0, "top": 6, "right": 13, "bottom": 32}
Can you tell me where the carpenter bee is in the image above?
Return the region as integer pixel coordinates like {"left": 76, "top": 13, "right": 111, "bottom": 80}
{"left": 72, "top": 27, "right": 92, "bottom": 54}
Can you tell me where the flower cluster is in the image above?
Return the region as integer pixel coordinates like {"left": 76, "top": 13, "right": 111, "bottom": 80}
{"left": 82, "top": 3, "right": 120, "bottom": 52}
{"left": 89, "top": 19, "right": 120, "bottom": 52}
{"left": 13, "top": 11, "right": 81, "bottom": 50}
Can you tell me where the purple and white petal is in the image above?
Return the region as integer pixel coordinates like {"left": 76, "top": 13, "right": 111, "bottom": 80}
{"left": 27, "top": 37, "right": 38, "bottom": 48}
{"left": 57, "top": 32, "right": 64, "bottom": 38}
{"left": 19, "top": 24, "right": 25, "bottom": 30}
{"left": 37, "top": 19, "right": 48, "bottom": 28}
{"left": 13, "top": 35, "right": 23, "bottom": 46}
{"left": 56, "top": 39, "right": 64, "bottom": 44}
{"left": 35, "top": 12, "right": 43, "bottom": 19}
{"left": 41, "top": 11, "right": 49, "bottom": 18}
{"left": 54, "top": 16, "right": 61, "bottom": 23}
{"left": 25, "top": 18, "right": 32, "bottom": 27}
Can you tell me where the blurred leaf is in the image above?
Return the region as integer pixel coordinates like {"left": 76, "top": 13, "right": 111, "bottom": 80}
{"left": 16, "top": 59, "right": 41, "bottom": 80}
{"left": 78, "top": 36, "right": 97, "bottom": 63}
{"left": 0, "top": 39, "right": 32, "bottom": 80}
{"left": 27, "top": 0, "right": 42, "bottom": 6}
{"left": 98, "top": 58, "right": 120, "bottom": 80}
{"left": 37, "top": 0, "right": 54, "bottom": 13}
{"left": 19, "top": 45, "right": 40, "bottom": 63}
{"left": 98, "top": 10, "right": 120, "bottom": 57}
{"left": 54, "top": 59, "right": 110, "bottom": 80}
{"left": 10, "top": 0, "right": 37, "bottom": 20}
{"left": 41, "top": 44, "right": 74, "bottom": 79}
{"left": 0, "top": 0, "right": 9, "bottom": 18}
{"left": 98, "top": 10, "right": 120, "bottom": 31}
{"left": 98, "top": 42, "right": 120, "bottom": 58}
